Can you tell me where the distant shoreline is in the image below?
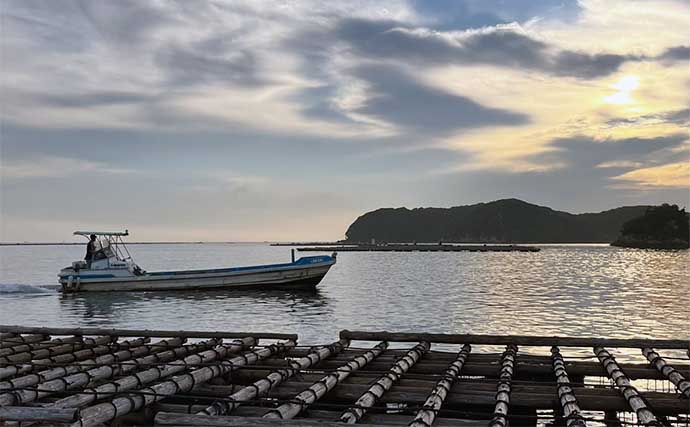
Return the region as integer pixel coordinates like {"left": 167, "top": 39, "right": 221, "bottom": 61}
{"left": 1, "top": 241, "right": 614, "bottom": 247}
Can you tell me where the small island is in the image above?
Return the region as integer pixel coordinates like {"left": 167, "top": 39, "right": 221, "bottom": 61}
{"left": 612, "top": 204, "right": 689, "bottom": 249}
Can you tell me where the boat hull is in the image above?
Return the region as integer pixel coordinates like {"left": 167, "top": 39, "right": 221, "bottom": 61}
{"left": 59, "top": 257, "right": 335, "bottom": 293}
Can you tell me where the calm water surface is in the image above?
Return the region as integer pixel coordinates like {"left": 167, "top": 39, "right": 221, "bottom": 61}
{"left": 0, "top": 243, "right": 688, "bottom": 347}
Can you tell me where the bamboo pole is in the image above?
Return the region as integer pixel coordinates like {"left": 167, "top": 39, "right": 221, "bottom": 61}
{"left": 32, "top": 336, "right": 150, "bottom": 367}
{"left": 70, "top": 339, "right": 294, "bottom": 427}
{"left": 0, "top": 336, "right": 82, "bottom": 357}
{"left": 551, "top": 346, "right": 586, "bottom": 427}
{"left": 48, "top": 338, "right": 228, "bottom": 409}
{"left": 0, "top": 334, "right": 51, "bottom": 350}
{"left": 0, "top": 337, "right": 147, "bottom": 394}
{"left": 0, "top": 337, "right": 186, "bottom": 406}
{"left": 340, "top": 330, "right": 690, "bottom": 350}
{"left": 408, "top": 344, "right": 471, "bottom": 427}
{"left": 199, "top": 338, "right": 351, "bottom": 416}
{"left": 0, "top": 406, "right": 78, "bottom": 422}
{"left": 0, "top": 325, "right": 296, "bottom": 340}
{"left": 594, "top": 347, "right": 659, "bottom": 426}
{"left": 190, "top": 379, "right": 690, "bottom": 414}
{"left": 0, "top": 337, "right": 151, "bottom": 381}
{"left": 641, "top": 348, "right": 690, "bottom": 398}
{"left": 0, "top": 336, "right": 112, "bottom": 364}
{"left": 489, "top": 344, "right": 518, "bottom": 427}
{"left": 155, "top": 412, "right": 378, "bottom": 427}
{"left": 340, "top": 341, "right": 429, "bottom": 424}
{"left": 263, "top": 341, "right": 389, "bottom": 420}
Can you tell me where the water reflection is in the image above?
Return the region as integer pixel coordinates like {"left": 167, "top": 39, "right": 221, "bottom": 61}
{"left": 57, "top": 289, "right": 333, "bottom": 332}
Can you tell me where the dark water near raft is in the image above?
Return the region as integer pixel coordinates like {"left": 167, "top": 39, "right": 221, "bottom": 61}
{"left": 0, "top": 243, "right": 688, "bottom": 350}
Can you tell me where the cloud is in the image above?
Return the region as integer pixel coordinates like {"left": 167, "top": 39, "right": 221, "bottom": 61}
{"left": 155, "top": 40, "right": 263, "bottom": 87}
{"left": 1, "top": 156, "right": 134, "bottom": 179}
{"left": 612, "top": 162, "right": 690, "bottom": 188}
{"left": 531, "top": 134, "right": 688, "bottom": 170}
{"left": 351, "top": 64, "right": 529, "bottom": 134}
{"left": 657, "top": 46, "right": 690, "bottom": 62}
{"left": 410, "top": 0, "right": 582, "bottom": 29}
{"left": 606, "top": 109, "right": 690, "bottom": 128}
{"left": 38, "top": 91, "right": 153, "bottom": 108}
{"left": 596, "top": 160, "right": 644, "bottom": 169}
{"left": 331, "top": 18, "right": 640, "bottom": 79}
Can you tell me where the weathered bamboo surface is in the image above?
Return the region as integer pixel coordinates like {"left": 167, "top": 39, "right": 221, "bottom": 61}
{"left": 199, "top": 338, "right": 351, "bottom": 416}
{"left": 642, "top": 347, "right": 690, "bottom": 398}
{"left": 262, "top": 341, "right": 388, "bottom": 420}
{"left": 0, "top": 327, "right": 688, "bottom": 427}
{"left": 341, "top": 330, "right": 690, "bottom": 349}
{"left": 409, "top": 344, "right": 471, "bottom": 427}
{"left": 0, "top": 325, "right": 296, "bottom": 340}
{"left": 594, "top": 347, "right": 659, "bottom": 426}
{"left": 551, "top": 346, "right": 586, "bottom": 427}
{"left": 489, "top": 344, "right": 518, "bottom": 427}
{"left": 339, "top": 341, "right": 429, "bottom": 423}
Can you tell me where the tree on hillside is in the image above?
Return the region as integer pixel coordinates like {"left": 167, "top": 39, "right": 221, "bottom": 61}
{"left": 612, "top": 204, "right": 689, "bottom": 249}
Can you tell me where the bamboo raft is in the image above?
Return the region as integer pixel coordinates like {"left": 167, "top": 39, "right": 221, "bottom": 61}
{"left": 298, "top": 244, "right": 541, "bottom": 253}
{"left": 0, "top": 326, "right": 688, "bottom": 426}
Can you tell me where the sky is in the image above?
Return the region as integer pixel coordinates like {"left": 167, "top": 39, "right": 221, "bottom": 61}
{"left": 1, "top": 0, "right": 689, "bottom": 242}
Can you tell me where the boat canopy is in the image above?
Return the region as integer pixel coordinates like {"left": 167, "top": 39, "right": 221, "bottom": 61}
{"left": 74, "top": 230, "right": 129, "bottom": 237}
{"left": 73, "top": 230, "right": 133, "bottom": 263}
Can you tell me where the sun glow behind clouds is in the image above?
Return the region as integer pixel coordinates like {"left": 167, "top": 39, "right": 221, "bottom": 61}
{"left": 604, "top": 75, "right": 640, "bottom": 105}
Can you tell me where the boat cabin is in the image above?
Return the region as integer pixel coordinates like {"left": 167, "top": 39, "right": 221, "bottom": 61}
{"left": 72, "top": 230, "right": 144, "bottom": 275}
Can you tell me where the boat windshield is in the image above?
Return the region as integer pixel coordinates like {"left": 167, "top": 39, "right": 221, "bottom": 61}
{"left": 93, "top": 239, "right": 115, "bottom": 260}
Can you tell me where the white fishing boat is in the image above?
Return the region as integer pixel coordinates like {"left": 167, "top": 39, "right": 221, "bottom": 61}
{"left": 58, "top": 231, "right": 336, "bottom": 293}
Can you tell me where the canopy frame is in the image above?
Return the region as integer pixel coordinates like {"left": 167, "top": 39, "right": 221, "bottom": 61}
{"left": 74, "top": 230, "right": 132, "bottom": 262}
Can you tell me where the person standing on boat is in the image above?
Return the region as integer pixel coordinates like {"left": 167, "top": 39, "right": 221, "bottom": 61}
{"left": 85, "top": 234, "right": 97, "bottom": 266}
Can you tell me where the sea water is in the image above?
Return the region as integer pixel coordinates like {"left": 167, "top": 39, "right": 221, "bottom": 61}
{"left": 1, "top": 243, "right": 688, "bottom": 349}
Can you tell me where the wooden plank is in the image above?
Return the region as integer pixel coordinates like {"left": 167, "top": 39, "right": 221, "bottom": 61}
{"left": 0, "top": 325, "right": 297, "bottom": 340}
{"left": 341, "top": 330, "right": 690, "bottom": 349}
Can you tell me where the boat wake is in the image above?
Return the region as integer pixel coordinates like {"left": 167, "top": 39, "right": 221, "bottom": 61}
{"left": 0, "top": 283, "right": 58, "bottom": 294}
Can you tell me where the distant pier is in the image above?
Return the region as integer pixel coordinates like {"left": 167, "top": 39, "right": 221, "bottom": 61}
{"left": 298, "top": 243, "right": 541, "bottom": 252}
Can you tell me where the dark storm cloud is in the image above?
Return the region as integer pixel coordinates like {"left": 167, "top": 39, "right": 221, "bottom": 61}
{"left": 351, "top": 64, "right": 529, "bottom": 134}
{"left": 332, "top": 18, "right": 639, "bottom": 79}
